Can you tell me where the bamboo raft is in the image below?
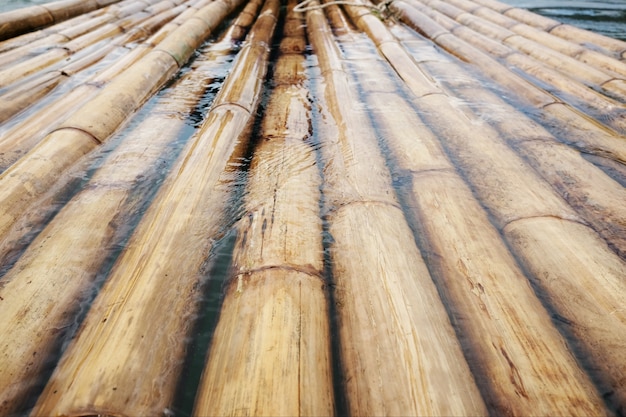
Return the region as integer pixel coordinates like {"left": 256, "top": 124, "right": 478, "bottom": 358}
{"left": 0, "top": 0, "right": 625, "bottom": 415}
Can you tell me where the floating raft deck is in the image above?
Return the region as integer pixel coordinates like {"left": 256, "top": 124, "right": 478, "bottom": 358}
{"left": 0, "top": 0, "right": 625, "bottom": 415}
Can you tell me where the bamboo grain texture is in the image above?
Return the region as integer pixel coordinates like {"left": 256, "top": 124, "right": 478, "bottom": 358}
{"left": 30, "top": 0, "right": 278, "bottom": 415}
{"left": 330, "top": 11, "right": 608, "bottom": 416}
{"left": 193, "top": 7, "right": 334, "bottom": 412}
{"left": 0, "top": 17, "right": 251, "bottom": 414}
{"left": 307, "top": 3, "right": 487, "bottom": 415}
{"left": 0, "top": 0, "right": 624, "bottom": 415}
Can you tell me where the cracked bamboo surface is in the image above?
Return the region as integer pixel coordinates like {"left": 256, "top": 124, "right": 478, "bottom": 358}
{"left": 0, "top": 0, "right": 625, "bottom": 415}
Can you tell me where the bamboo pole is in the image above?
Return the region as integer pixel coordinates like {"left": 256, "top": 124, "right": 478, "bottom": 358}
{"left": 346, "top": 6, "right": 626, "bottom": 412}
{"left": 0, "top": 1, "right": 184, "bottom": 89}
{"left": 0, "top": 0, "right": 168, "bottom": 67}
{"left": 0, "top": 2, "right": 202, "bottom": 173}
{"left": 0, "top": 0, "right": 244, "bottom": 242}
{"left": 450, "top": 82, "right": 626, "bottom": 258}
{"left": 384, "top": 0, "right": 626, "bottom": 167}
{"left": 0, "top": 71, "right": 64, "bottom": 123}
{"left": 394, "top": 0, "right": 626, "bottom": 134}
{"left": 193, "top": 8, "right": 334, "bottom": 415}
{"left": 0, "top": 1, "right": 190, "bottom": 126}
{"left": 0, "top": 0, "right": 161, "bottom": 53}
{"left": 306, "top": 4, "right": 488, "bottom": 416}
{"left": 0, "top": 5, "right": 262, "bottom": 413}
{"left": 0, "top": 14, "right": 111, "bottom": 70}
{"left": 331, "top": 6, "right": 608, "bottom": 415}
{"left": 471, "top": 0, "right": 626, "bottom": 59}
{"left": 0, "top": 17, "right": 255, "bottom": 414}
{"left": 414, "top": 57, "right": 626, "bottom": 411}
{"left": 31, "top": 2, "right": 278, "bottom": 415}
{"left": 415, "top": 0, "right": 626, "bottom": 101}
{"left": 0, "top": 0, "right": 123, "bottom": 41}
{"left": 0, "top": 0, "right": 136, "bottom": 53}
{"left": 452, "top": 0, "right": 626, "bottom": 79}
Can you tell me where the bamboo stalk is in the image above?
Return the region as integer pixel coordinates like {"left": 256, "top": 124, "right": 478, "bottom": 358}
{"left": 0, "top": 71, "right": 64, "bottom": 123}
{"left": 348, "top": 7, "right": 626, "bottom": 412}
{"left": 331, "top": 9, "right": 608, "bottom": 415}
{"left": 0, "top": 15, "right": 110, "bottom": 70}
{"left": 306, "top": 4, "right": 488, "bottom": 416}
{"left": 0, "top": 1, "right": 191, "bottom": 127}
{"left": 0, "top": 29, "right": 246, "bottom": 415}
{"left": 462, "top": 0, "right": 626, "bottom": 78}
{"left": 31, "top": 2, "right": 278, "bottom": 415}
{"left": 0, "top": 1, "right": 199, "bottom": 173}
{"left": 471, "top": 0, "right": 626, "bottom": 59}
{"left": 0, "top": 1, "right": 181, "bottom": 89}
{"left": 0, "top": 5, "right": 262, "bottom": 413}
{"left": 193, "top": 21, "right": 335, "bottom": 413}
{"left": 0, "top": 0, "right": 138, "bottom": 54}
{"left": 416, "top": 0, "right": 626, "bottom": 101}
{"left": 442, "top": 81, "right": 626, "bottom": 259}
{"left": 0, "top": 0, "right": 124, "bottom": 41}
{"left": 0, "top": 0, "right": 244, "bottom": 242}
{"left": 396, "top": 0, "right": 626, "bottom": 134}
{"left": 385, "top": 0, "right": 626, "bottom": 167}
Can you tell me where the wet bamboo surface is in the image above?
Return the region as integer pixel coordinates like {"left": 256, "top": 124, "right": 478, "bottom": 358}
{"left": 0, "top": 0, "right": 625, "bottom": 415}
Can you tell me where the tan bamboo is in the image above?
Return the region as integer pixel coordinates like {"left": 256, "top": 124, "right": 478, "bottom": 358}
{"left": 0, "top": 1, "right": 200, "bottom": 173}
{"left": 348, "top": 6, "right": 626, "bottom": 412}
{"left": 0, "top": 71, "right": 64, "bottom": 123}
{"left": 0, "top": 0, "right": 244, "bottom": 242}
{"left": 332, "top": 7, "right": 609, "bottom": 415}
{"left": 415, "top": 0, "right": 626, "bottom": 101}
{"left": 471, "top": 0, "right": 626, "bottom": 58}
{"left": 384, "top": 0, "right": 626, "bottom": 167}
{"left": 193, "top": 13, "right": 334, "bottom": 414}
{"left": 0, "top": 1, "right": 182, "bottom": 89}
{"left": 394, "top": 0, "right": 626, "bottom": 134}
{"left": 306, "top": 4, "right": 488, "bottom": 416}
{"left": 0, "top": 1, "right": 190, "bottom": 126}
{"left": 441, "top": 81, "right": 626, "bottom": 259}
{"left": 413, "top": 63, "right": 626, "bottom": 405}
{"left": 0, "top": 25, "right": 250, "bottom": 415}
{"left": 0, "top": 0, "right": 124, "bottom": 41}
{"left": 0, "top": 0, "right": 137, "bottom": 54}
{"left": 0, "top": 15, "right": 110, "bottom": 70}
{"left": 458, "top": 0, "right": 626, "bottom": 78}
{"left": 0, "top": 6, "right": 261, "bottom": 413}
{"left": 31, "top": 1, "right": 278, "bottom": 415}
